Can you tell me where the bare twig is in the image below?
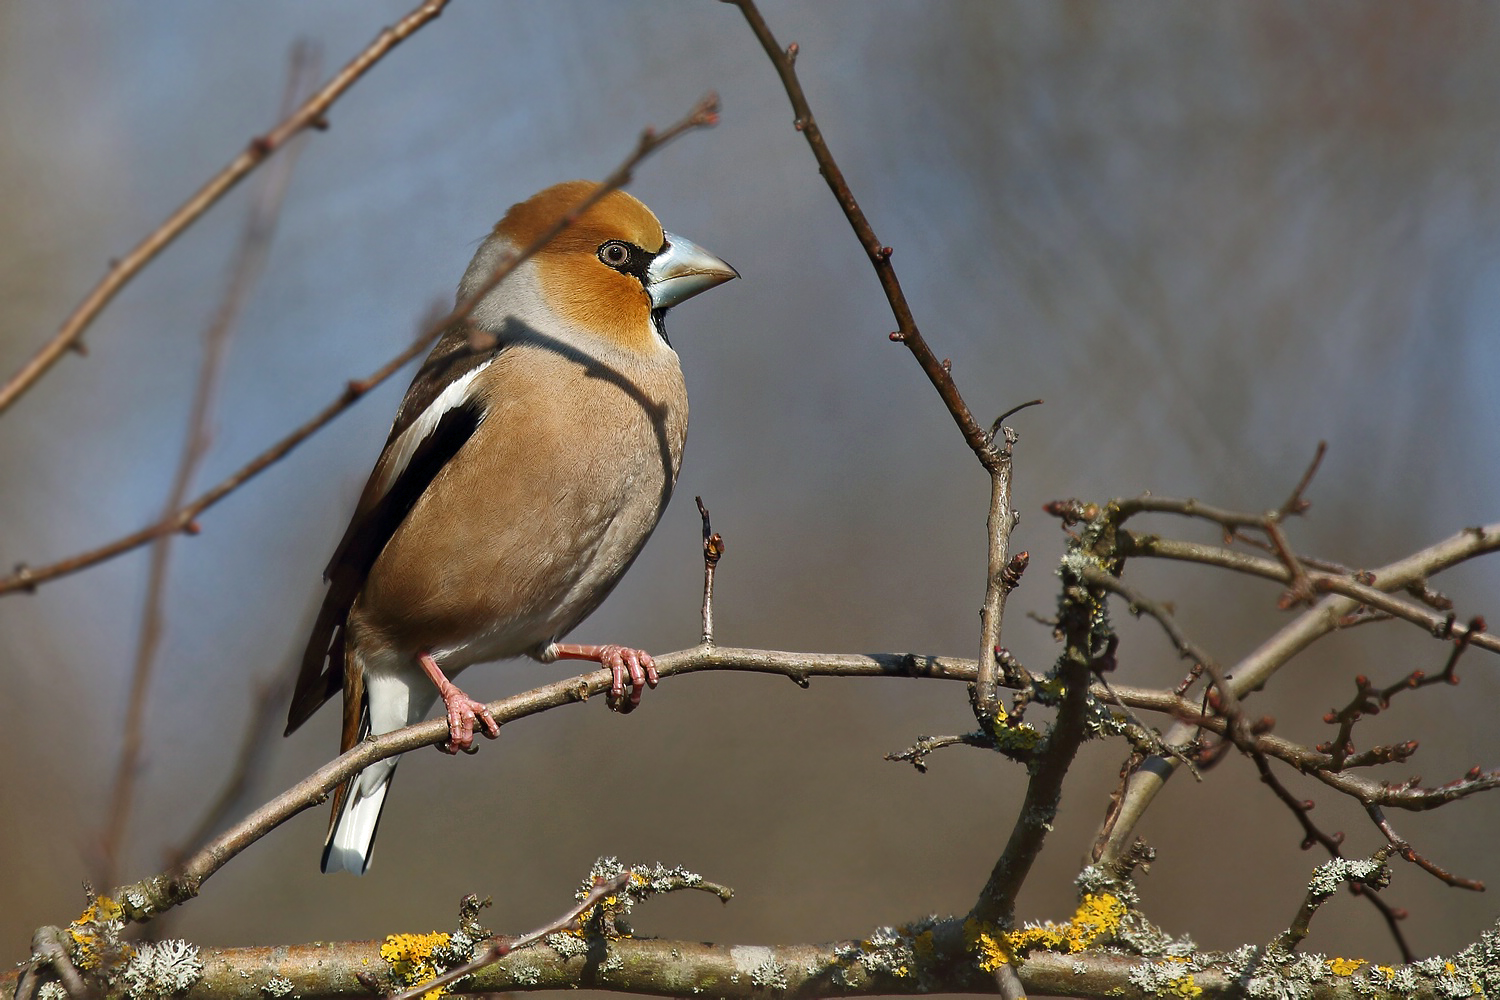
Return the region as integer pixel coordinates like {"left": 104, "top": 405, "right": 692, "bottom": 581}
{"left": 976, "top": 427, "right": 1020, "bottom": 723}
{"left": 1093, "top": 668, "right": 1202, "bottom": 781}
{"left": 1119, "top": 533, "right": 1500, "bottom": 655}
{"left": 1320, "top": 622, "right": 1477, "bottom": 771}
{"left": 101, "top": 645, "right": 1195, "bottom": 924}
{"left": 95, "top": 40, "right": 320, "bottom": 893}
{"left": 989, "top": 398, "right": 1043, "bottom": 437}
{"left": 1080, "top": 566, "right": 1248, "bottom": 729}
{"left": 0, "top": 93, "right": 722, "bottom": 599}
{"left": 728, "top": 0, "right": 995, "bottom": 465}
{"left": 728, "top": 1, "right": 1023, "bottom": 732}
{"left": 1368, "top": 806, "right": 1485, "bottom": 891}
{"left": 1277, "top": 440, "right": 1327, "bottom": 520}
{"left": 0, "top": 0, "right": 450, "bottom": 417}
{"left": 695, "top": 496, "right": 724, "bottom": 647}
{"left": 885, "top": 731, "right": 995, "bottom": 773}
{"left": 1248, "top": 741, "right": 1414, "bottom": 960}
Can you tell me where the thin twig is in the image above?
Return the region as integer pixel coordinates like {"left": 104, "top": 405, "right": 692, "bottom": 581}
{"left": 1093, "top": 669, "right": 1202, "bottom": 781}
{"left": 387, "top": 873, "right": 632, "bottom": 1000}
{"left": 976, "top": 427, "right": 1020, "bottom": 723}
{"left": 1277, "top": 440, "right": 1327, "bottom": 519}
{"left": 0, "top": 93, "right": 722, "bottom": 599}
{"left": 695, "top": 496, "right": 723, "bottom": 647}
{"left": 0, "top": 0, "right": 450, "bottom": 417}
{"left": 1368, "top": 806, "right": 1485, "bottom": 891}
{"left": 1123, "top": 535, "right": 1500, "bottom": 655}
{"left": 989, "top": 398, "right": 1043, "bottom": 437}
{"left": 728, "top": 0, "right": 1023, "bottom": 728}
{"left": 1080, "top": 566, "right": 1248, "bottom": 731}
{"left": 95, "top": 40, "right": 320, "bottom": 893}
{"left": 728, "top": 0, "right": 995, "bottom": 467}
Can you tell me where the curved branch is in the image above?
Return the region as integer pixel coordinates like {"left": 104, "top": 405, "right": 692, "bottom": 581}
{"left": 113, "top": 646, "right": 978, "bottom": 922}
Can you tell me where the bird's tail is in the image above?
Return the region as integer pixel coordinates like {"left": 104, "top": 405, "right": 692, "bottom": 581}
{"left": 321, "top": 705, "right": 398, "bottom": 875}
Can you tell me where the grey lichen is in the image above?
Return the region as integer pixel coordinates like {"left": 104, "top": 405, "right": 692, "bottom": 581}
{"left": 36, "top": 982, "right": 68, "bottom": 1000}
{"left": 749, "top": 957, "right": 789, "bottom": 991}
{"left": 546, "top": 932, "right": 590, "bottom": 959}
{"left": 1243, "top": 971, "right": 1315, "bottom": 1000}
{"left": 120, "top": 940, "right": 204, "bottom": 1000}
{"left": 510, "top": 965, "right": 542, "bottom": 986}
{"left": 1114, "top": 908, "right": 1196, "bottom": 961}
{"left": 261, "top": 976, "right": 294, "bottom": 997}
{"left": 1305, "top": 857, "right": 1390, "bottom": 905}
{"left": 1076, "top": 865, "right": 1139, "bottom": 908}
{"left": 1126, "top": 957, "right": 1203, "bottom": 997}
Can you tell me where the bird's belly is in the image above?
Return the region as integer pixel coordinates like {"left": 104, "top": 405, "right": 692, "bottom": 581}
{"left": 353, "top": 409, "right": 681, "bottom": 671}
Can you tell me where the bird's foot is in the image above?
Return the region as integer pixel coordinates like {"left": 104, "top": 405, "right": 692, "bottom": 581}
{"left": 418, "top": 652, "right": 501, "bottom": 754}
{"left": 548, "top": 643, "right": 658, "bottom": 713}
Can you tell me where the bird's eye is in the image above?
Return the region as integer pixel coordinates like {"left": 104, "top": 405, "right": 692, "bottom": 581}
{"left": 598, "top": 241, "right": 632, "bottom": 268}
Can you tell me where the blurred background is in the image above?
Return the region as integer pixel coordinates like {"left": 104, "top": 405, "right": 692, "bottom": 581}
{"left": 2, "top": 0, "right": 1499, "bottom": 982}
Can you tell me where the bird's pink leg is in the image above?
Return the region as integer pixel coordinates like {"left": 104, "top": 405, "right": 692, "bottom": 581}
{"left": 549, "top": 643, "right": 658, "bottom": 712}
{"left": 418, "top": 652, "right": 501, "bottom": 754}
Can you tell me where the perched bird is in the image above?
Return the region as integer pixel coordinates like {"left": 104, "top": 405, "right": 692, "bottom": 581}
{"left": 284, "top": 180, "right": 737, "bottom": 874}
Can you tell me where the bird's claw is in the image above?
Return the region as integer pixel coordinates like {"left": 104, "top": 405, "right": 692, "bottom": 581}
{"left": 599, "top": 645, "right": 658, "bottom": 713}
{"left": 437, "top": 693, "right": 500, "bottom": 755}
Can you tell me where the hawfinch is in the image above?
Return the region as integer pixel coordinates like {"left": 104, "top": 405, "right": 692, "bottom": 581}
{"left": 283, "top": 180, "right": 737, "bottom": 874}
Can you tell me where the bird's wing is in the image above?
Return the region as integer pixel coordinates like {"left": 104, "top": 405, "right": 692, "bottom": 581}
{"left": 284, "top": 325, "right": 498, "bottom": 735}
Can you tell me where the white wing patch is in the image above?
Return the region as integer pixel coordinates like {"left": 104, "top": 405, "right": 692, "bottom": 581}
{"left": 371, "top": 358, "right": 493, "bottom": 503}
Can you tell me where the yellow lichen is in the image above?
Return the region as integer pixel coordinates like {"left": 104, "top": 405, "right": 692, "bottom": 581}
{"left": 381, "top": 932, "right": 453, "bottom": 999}
{"left": 965, "top": 893, "right": 1126, "bottom": 971}
{"left": 1326, "top": 957, "right": 1366, "bottom": 977}
{"left": 1164, "top": 973, "right": 1203, "bottom": 997}
{"left": 992, "top": 720, "right": 1043, "bottom": 751}
{"left": 912, "top": 930, "right": 935, "bottom": 962}
{"left": 76, "top": 897, "right": 124, "bottom": 925}
{"left": 1374, "top": 965, "right": 1395, "bottom": 982}
{"left": 69, "top": 895, "right": 129, "bottom": 970}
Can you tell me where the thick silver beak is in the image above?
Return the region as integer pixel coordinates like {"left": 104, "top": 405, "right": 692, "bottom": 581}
{"left": 646, "top": 232, "right": 738, "bottom": 309}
